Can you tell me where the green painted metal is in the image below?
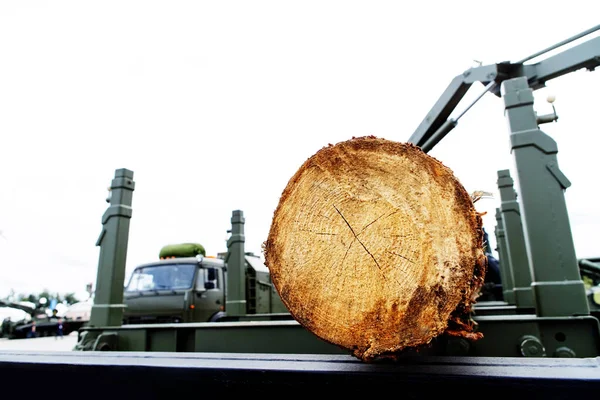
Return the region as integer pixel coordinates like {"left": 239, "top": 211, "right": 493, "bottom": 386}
{"left": 79, "top": 321, "right": 346, "bottom": 353}
{"left": 502, "top": 77, "right": 590, "bottom": 317}
{"left": 77, "top": 315, "right": 600, "bottom": 358}
{"left": 89, "top": 168, "right": 135, "bottom": 327}
{"left": 408, "top": 26, "right": 600, "bottom": 150}
{"left": 497, "top": 169, "right": 536, "bottom": 309}
{"left": 470, "top": 315, "right": 600, "bottom": 357}
{"left": 120, "top": 251, "right": 286, "bottom": 324}
{"left": 246, "top": 257, "right": 289, "bottom": 314}
{"left": 121, "top": 256, "right": 226, "bottom": 324}
{"left": 225, "top": 210, "right": 247, "bottom": 316}
{"left": 494, "top": 208, "right": 515, "bottom": 305}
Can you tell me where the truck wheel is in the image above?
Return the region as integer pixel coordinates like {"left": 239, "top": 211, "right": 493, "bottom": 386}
{"left": 209, "top": 311, "right": 227, "bottom": 322}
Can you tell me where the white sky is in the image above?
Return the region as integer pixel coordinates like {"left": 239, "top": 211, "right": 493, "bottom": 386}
{"left": 0, "top": 1, "right": 598, "bottom": 299}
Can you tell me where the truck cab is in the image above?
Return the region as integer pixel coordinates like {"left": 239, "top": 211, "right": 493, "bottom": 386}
{"left": 123, "top": 255, "right": 225, "bottom": 324}
{"left": 122, "top": 252, "right": 288, "bottom": 324}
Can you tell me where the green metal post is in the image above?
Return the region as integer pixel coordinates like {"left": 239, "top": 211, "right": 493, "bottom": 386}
{"left": 226, "top": 210, "right": 247, "bottom": 316}
{"left": 497, "top": 169, "right": 536, "bottom": 309}
{"left": 501, "top": 77, "right": 589, "bottom": 317}
{"left": 90, "top": 169, "right": 135, "bottom": 327}
{"left": 495, "top": 208, "right": 515, "bottom": 304}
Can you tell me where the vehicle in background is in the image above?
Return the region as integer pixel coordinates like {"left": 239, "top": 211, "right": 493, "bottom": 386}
{"left": 1, "top": 299, "right": 89, "bottom": 339}
{"left": 122, "top": 247, "right": 288, "bottom": 324}
{"left": 64, "top": 300, "right": 93, "bottom": 322}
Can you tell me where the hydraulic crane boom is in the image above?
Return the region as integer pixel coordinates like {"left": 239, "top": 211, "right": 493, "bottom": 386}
{"left": 409, "top": 24, "right": 600, "bottom": 152}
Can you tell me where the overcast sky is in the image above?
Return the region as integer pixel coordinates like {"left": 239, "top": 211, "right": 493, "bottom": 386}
{"left": 1, "top": 1, "right": 598, "bottom": 299}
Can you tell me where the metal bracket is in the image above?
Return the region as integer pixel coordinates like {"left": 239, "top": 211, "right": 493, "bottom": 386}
{"left": 546, "top": 162, "right": 572, "bottom": 189}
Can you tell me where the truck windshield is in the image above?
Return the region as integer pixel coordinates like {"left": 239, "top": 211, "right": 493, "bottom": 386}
{"left": 125, "top": 263, "right": 196, "bottom": 292}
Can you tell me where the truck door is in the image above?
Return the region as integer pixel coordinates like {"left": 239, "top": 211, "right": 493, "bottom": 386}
{"left": 192, "top": 267, "right": 223, "bottom": 322}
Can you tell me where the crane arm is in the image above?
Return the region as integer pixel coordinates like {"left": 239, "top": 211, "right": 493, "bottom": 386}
{"left": 408, "top": 27, "right": 600, "bottom": 152}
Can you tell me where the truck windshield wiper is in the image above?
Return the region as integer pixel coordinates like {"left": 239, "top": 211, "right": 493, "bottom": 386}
{"left": 154, "top": 285, "right": 178, "bottom": 294}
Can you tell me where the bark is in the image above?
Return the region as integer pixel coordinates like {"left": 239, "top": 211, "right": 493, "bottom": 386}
{"left": 264, "top": 136, "right": 487, "bottom": 362}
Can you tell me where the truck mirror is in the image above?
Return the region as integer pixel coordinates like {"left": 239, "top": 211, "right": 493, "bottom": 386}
{"left": 205, "top": 282, "right": 215, "bottom": 290}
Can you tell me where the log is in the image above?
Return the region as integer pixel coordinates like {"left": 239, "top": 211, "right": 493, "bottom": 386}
{"left": 264, "top": 136, "right": 487, "bottom": 361}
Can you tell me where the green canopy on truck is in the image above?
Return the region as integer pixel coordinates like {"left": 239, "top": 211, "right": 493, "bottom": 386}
{"left": 159, "top": 243, "right": 206, "bottom": 259}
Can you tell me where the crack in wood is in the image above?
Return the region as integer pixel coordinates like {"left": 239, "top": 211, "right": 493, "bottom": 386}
{"left": 333, "top": 205, "right": 384, "bottom": 278}
{"left": 357, "top": 210, "right": 400, "bottom": 236}
{"left": 298, "top": 228, "right": 338, "bottom": 236}
{"left": 333, "top": 206, "right": 408, "bottom": 287}
{"left": 387, "top": 250, "right": 415, "bottom": 263}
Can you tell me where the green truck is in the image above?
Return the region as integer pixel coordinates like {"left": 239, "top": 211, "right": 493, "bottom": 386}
{"left": 122, "top": 247, "right": 288, "bottom": 325}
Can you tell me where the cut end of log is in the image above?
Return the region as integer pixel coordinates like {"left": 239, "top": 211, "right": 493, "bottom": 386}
{"left": 264, "top": 136, "right": 487, "bottom": 362}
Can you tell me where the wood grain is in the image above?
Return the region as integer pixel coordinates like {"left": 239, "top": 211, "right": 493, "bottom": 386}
{"left": 264, "top": 136, "right": 486, "bottom": 361}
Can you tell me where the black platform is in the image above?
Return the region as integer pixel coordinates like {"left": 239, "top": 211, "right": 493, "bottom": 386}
{"left": 1, "top": 351, "right": 599, "bottom": 398}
